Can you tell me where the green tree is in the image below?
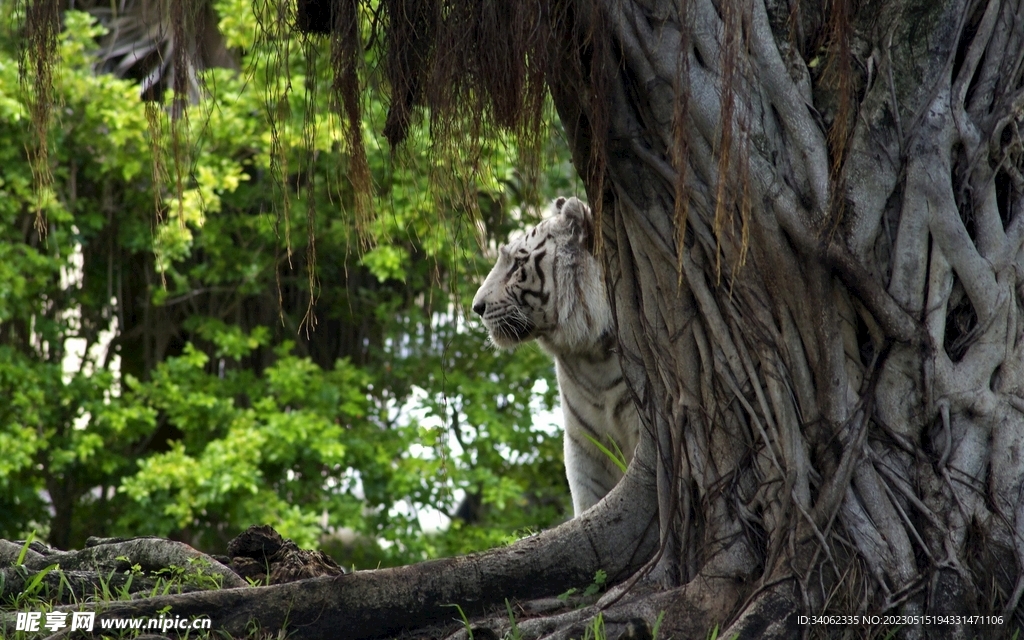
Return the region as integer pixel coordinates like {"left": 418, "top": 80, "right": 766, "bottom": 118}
{"left": 0, "top": 5, "right": 578, "bottom": 568}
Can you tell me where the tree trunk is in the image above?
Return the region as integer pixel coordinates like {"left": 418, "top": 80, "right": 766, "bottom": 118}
{"left": 548, "top": 0, "right": 1024, "bottom": 636}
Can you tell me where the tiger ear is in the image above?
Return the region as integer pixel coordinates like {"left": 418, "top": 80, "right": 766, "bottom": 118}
{"left": 560, "top": 197, "right": 595, "bottom": 253}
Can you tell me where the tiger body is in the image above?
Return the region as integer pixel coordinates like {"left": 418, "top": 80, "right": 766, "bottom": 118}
{"left": 472, "top": 197, "right": 640, "bottom": 515}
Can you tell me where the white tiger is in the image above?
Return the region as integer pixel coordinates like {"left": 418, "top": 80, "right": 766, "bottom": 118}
{"left": 472, "top": 197, "right": 640, "bottom": 515}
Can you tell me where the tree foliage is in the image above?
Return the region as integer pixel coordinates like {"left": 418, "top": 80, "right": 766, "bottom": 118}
{"left": 0, "top": 3, "right": 580, "bottom": 568}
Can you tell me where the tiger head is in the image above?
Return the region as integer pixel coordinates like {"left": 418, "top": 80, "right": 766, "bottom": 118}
{"left": 472, "top": 197, "right": 611, "bottom": 355}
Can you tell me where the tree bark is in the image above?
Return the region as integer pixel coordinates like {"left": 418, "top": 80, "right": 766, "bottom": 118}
{"left": 547, "top": 0, "right": 1024, "bottom": 637}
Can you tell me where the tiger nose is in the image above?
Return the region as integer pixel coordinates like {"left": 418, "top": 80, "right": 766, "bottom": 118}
{"left": 472, "top": 301, "right": 486, "bottom": 316}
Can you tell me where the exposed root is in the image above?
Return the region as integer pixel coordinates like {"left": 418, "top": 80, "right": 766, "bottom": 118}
{"left": 0, "top": 536, "right": 245, "bottom": 590}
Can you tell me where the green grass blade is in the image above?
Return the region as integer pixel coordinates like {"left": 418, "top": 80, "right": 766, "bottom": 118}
{"left": 15, "top": 533, "right": 35, "bottom": 566}
{"left": 505, "top": 598, "right": 521, "bottom": 640}
{"left": 582, "top": 433, "right": 628, "bottom": 474}
{"left": 444, "top": 603, "right": 473, "bottom": 640}
{"left": 652, "top": 611, "right": 666, "bottom": 639}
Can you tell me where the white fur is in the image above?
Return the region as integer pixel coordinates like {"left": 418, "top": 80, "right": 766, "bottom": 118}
{"left": 473, "top": 197, "right": 640, "bottom": 515}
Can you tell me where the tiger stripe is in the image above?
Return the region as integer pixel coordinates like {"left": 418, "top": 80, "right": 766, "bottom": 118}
{"left": 473, "top": 197, "right": 641, "bottom": 516}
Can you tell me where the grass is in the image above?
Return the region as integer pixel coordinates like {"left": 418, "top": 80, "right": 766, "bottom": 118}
{"left": 1, "top": 549, "right": 232, "bottom": 640}
{"left": 582, "top": 434, "right": 629, "bottom": 474}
